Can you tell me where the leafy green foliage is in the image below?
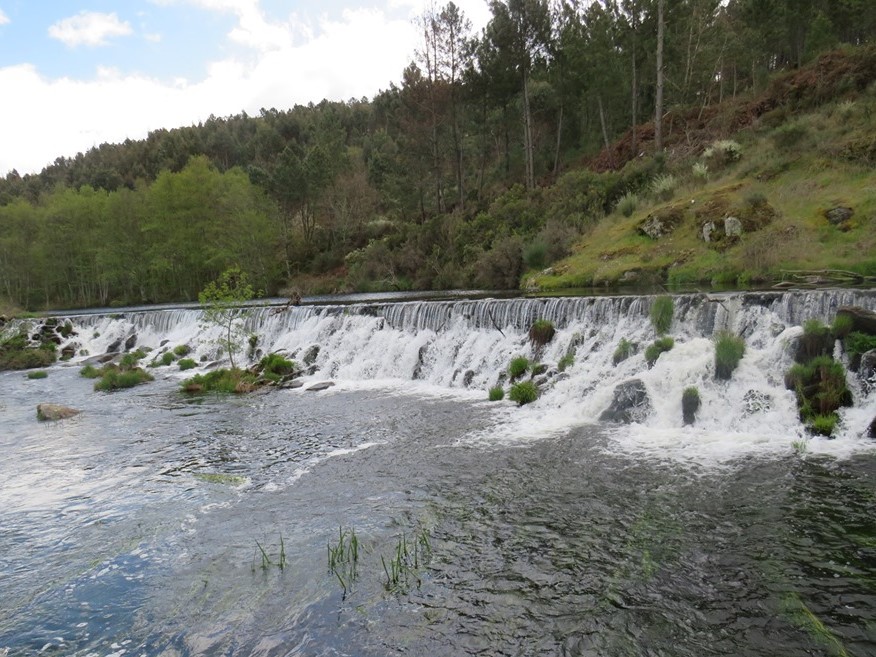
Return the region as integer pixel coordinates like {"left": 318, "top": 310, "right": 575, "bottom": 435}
{"left": 488, "top": 386, "right": 505, "bottom": 401}
{"left": 508, "top": 356, "right": 531, "bottom": 381}
{"left": 557, "top": 352, "right": 574, "bottom": 372}
{"left": 173, "top": 344, "right": 192, "bottom": 357}
{"left": 650, "top": 296, "right": 674, "bottom": 335}
{"left": 178, "top": 358, "right": 197, "bottom": 371}
{"left": 612, "top": 338, "right": 636, "bottom": 365}
{"left": 199, "top": 267, "right": 260, "bottom": 369}
{"left": 644, "top": 337, "right": 675, "bottom": 367}
{"left": 509, "top": 381, "right": 538, "bottom": 406}
{"left": 714, "top": 332, "right": 746, "bottom": 380}
{"left": 845, "top": 331, "right": 876, "bottom": 357}
{"left": 258, "top": 353, "right": 296, "bottom": 377}
{"left": 650, "top": 174, "right": 677, "bottom": 201}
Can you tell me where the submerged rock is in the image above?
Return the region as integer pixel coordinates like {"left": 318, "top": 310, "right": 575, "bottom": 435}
{"left": 599, "top": 379, "right": 650, "bottom": 424}
{"left": 306, "top": 381, "right": 335, "bottom": 392}
{"left": 37, "top": 403, "right": 81, "bottom": 421}
{"left": 742, "top": 390, "right": 772, "bottom": 415}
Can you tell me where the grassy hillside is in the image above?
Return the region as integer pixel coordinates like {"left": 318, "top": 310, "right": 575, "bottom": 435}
{"left": 528, "top": 69, "right": 876, "bottom": 292}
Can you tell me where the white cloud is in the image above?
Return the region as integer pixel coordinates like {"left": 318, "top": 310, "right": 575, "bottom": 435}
{"left": 0, "top": 8, "right": 10, "bottom": 26}
{"left": 48, "top": 11, "right": 133, "bottom": 48}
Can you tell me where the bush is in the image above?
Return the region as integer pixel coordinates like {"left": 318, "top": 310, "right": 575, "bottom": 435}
{"left": 508, "top": 356, "right": 531, "bottom": 380}
{"left": 27, "top": 370, "right": 48, "bottom": 379}
{"left": 650, "top": 174, "right": 677, "bottom": 201}
{"left": 509, "top": 381, "right": 538, "bottom": 406}
{"left": 714, "top": 332, "right": 746, "bottom": 380}
{"left": 615, "top": 192, "right": 639, "bottom": 217}
{"left": 703, "top": 140, "right": 742, "bottom": 168}
{"left": 682, "top": 386, "right": 700, "bottom": 425}
{"left": 173, "top": 344, "right": 192, "bottom": 357}
{"left": 488, "top": 386, "right": 505, "bottom": 401}
{"left": 181, "top": 368, "right": 259, "bottom": 394}
{"left": 691, "top": 162, "right": 709, "bottom": 182}
{"left": 94, "top": 366, "right": 154, "bottom": 391}
{"left": 523, "top": 241, "right": 547, "bottom": 270}
{"left": 178, "top": 358, "right": 197, "bottom": 371}
{"left": 258, "top": 353, "right": 296, "bottom": 377}
{"left": 650, "top": 296, "right": 674, "bottom": 335}
{"left": 529, "top": 319, "right": 556, "bottom": 348}
{"left": 645, "top": 337, "right": 675, "bottom": 367}
{"left": 612, "top": 338, "right": 636, "bottom": 365}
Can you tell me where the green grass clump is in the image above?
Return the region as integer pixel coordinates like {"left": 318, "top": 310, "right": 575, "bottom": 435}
{"left": 809, "top": 414, "right": 839, "bottom": 437}
{"left": 27, "top": 370, "right": 48, "bottom": 379}
{"left": 714, "top": 332, "right": 746, "bottom": 380}
{"left": 831, "top": 314, "right": 854, "bottom": 339}
{"left": 508, "top": 356, "right": 531, "bottom": 380}
{"left": 0, "top": 331, "right": 57, "bottom": 371}
{"left": 691, "top": 162, "right": 709, "bottom": 182}
{"left": 612, "top": 338, "right": 636, "bottom": 365}
{"left": 161, "top": 351, "right": 176, "bottom": 366}
{"left": 258, "top": 353, "right": 296, "bottom": 377}
{"left": 173, "top": 344, "right": 192, "bottom": 357}
{"left": 650, "top": 173, "right": 677, "bottom": 201}
{"left": 644, "top": 337, "right": 675, "bottom": 367}
{"left": 682, "top": 386, "right": 700, "bottom": 425}
{"left": 488, "top": 386, "right": 505, "bottom": 401}
{"left": 785, "top": 355, "right": 852, "bottom": 436}
{"left": 845, "top": 331, "right": 876, "bottom": 357}
{"left": 120, "top": 350, "right": 145, "bottom": 369}
{"left": 181, "top": 368, "right": 258, "bottom": 394}
{"left": 558, "top": 352, "right": 575, "bottom": 372}
{"left": 80, "top": 364, "right": 101, "bottom": 379}
{"left": 509, "top": 380, "right": 538, "bottom": 406}
{"left": 178, "top": 358, "right": 197, "bottom": 371}
{"left": 528, "top": 319, "right": 556, "bottom": 348}
{"left": 650, "top": 296, "right": 673, "bottom": 335}
{"left": 94, "top": 366, "right": 154, "bottom": 391}
{"left": 616, "top": 192, "right": 639, "bottom": 217}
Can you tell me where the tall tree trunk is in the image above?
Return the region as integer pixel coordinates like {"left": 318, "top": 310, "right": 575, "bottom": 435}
{"left": 597, "top": 95, "right": 614, "bottom": 168}
{"left": 655, "top": 0, "right": 665, "bottom": 153}
{"left": 552, "top": 103, "right": 564, "bottom": 179}
{"left": 522, "top": 71, "right": 535, "bottom": 190}
{"left": 631, "top": 40, "right": 638, "bottom": 156}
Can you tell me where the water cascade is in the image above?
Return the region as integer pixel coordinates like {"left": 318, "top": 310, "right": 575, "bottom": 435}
{"left": 31, "top": 288, "right": 873, "bottom": 460}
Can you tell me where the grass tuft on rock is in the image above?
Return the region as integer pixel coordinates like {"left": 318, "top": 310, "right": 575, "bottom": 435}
{"left": 488, "top": 386, "right": 505, "bottom": 401}
{"left": 94, "top": 365, "right": 154, "bottom": 391}
{"left": 714, "top": 332, "right": 746, "bottom": 380}
{"left": 508, "top": 356, "right": 531, "bottom": 381}
{"left": 682, "top": 386, "right": 701, "bottom": 425}
{"left": 181, "top": 368, "right": 259, "bottom": 394}
{"left": 644, "top": 337, "right": 675, "bottom": 367}
{"left": 528, "top": 319, "right": 556, "bottom": 349}
{"left": 509, "top": 381, "right": 538, "bottom": 406}
{"left": 612, "top": 338, "right": 636, "bottom": 365}
{"left": 178, "top": 358, "right": 197, "bottom": 371}
{"left": 649, "top": 296, "right": 674, "bottom": 335}
{"left": 27, "top": 370, "right": 49, "bottom": 379}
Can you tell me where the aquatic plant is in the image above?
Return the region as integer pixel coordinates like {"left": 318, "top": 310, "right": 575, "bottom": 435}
{"left": 178, "top": 358, "right": 197, "bottom": 371}
{"left": 682, "top": 386, "right": 700, "bottom": 425}
{"left": 180, "top": 368, "right": 258, "bottom": 394}
{"left": 612, "top": 338, "right": 636, "bottom": 365}
{"left": 785, "top": 355, "right": 852, "bottom": 436}
{"left": 27, "top": 370, "right": 48, "bottom": 379}
{"left": 509, "top": 380, "right": 538, "bottom": 406}
{"left": 781, "top": 592, "right": 849, "bottom": 657}
{"left": 382, "top": 528, "right": 431, "bottom": 593}
{"left": 529, "top": 319, "right": 556, "bottom": 348}
{"left": 0, "top": 330, "right": 57, "bottom": 371}
{"left": 258, "top": 353, "right": 296, "bottom": 377}
{"left": 80, "top": 364, "right": 101, "bottom": 379}
{"left": 488, "top": 386, "right": 505, "bottom": 401}
{"left": 508, "top": 356, "right": 531, "bottom": 381}
{"left": 649, "top": 296, "right": 673, "bottom": 335}
{"left": 714, "top": 332, "right": 746, "bottom": 380}
{"left": 644, "top": 337, "right": 674, "bottom": 367}
{"left": 254, "top": 535, "right": 286, "bottom": 572}
{"left": 795, "top": 319, "right": 833, "bottom": 363}
{"left": 558, "top": 351, "right": 575, "bottom": 372}
{"left": 328, "top": 527, "right": 360, "bottom": 597}
{"left": 173, "top": 344, "right": 192, "bottom": 357}
{"left": 94, "top": 366, "right": 154, "bottom": 392}
{"left": 120, "top": 350, "right": 146, "bottom": 369}
{"left": 831, "top": 314, "right": 854, "bottom": 339}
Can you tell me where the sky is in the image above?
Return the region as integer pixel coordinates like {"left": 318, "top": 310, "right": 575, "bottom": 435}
{"left": 0, "top": 0, "right": 492, "bottom": 176}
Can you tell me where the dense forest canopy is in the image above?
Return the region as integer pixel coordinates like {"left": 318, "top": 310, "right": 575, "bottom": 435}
{"left": 1, "top": 0, "right": 874, "bottom": 309}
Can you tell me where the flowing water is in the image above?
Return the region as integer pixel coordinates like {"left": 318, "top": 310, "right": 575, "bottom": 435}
{"left": 1, "top": 290, "right": 875, "bottom": 656}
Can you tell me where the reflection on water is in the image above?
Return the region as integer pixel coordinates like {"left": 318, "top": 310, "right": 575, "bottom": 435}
{"left": 1, "top": 368, "right": 874, "bottom": 657}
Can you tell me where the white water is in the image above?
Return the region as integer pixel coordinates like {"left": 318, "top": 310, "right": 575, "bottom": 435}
{"left": 37, "top": 289, "right": 876, "bottom": 464}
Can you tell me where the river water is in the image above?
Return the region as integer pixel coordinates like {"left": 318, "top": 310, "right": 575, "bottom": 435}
{"left": 1, "top": 291, "right": 875, "bottom": 656}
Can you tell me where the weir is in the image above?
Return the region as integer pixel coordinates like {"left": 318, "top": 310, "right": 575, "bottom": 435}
{"left": 41, "top": 288, "right": 876, "bottom": 446}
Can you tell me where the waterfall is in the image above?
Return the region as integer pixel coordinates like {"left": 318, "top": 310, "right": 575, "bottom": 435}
{"left": 38, "top": 289, "right": 876, "bottom": 456}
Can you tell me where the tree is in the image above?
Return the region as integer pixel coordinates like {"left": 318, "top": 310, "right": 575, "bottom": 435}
{"left": 198, "top": 266, "right": 260, "bottom": 369}
{"left": 655, "top": 0, "right": 665, "bottom": 153}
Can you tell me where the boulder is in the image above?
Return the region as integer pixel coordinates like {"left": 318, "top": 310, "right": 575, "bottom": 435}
{"left": 302, "top": 345, "right": 321, "bottom": 366}
{"left": 37, "top": 403, "right": 81, "bottom": 421}
{"left": 599, "top": 379, "right": 650, "bottom": 424}
{"left": 859, "top": 349, "right": 876, "bottom": 392}
{"left": 682, "top": 389, "right": 700, "bottom": 426}
{"left": 868, "top": 417, "right": 876, "bottom": 440}
{"left": 306, "top": 381, "right": 335, "bottom": 392}
{"left": 836, "top": 306, "right": 876, "bottom": 335}
{"left": 462, "top": 370, "right": 475, "bottom": 387}
{"left": 742, "top": 390, "right": 772, "bottom": 415}
{"left": 824, "top": 207, "right": 853, "bottom": 226}
{"left": 124, "top": 334, "right": 138, "bottom": 351}
{"left": 702, "top": 221, "right": 717, "bottom": 242}
{"left": 280, "top": 379, "right": 305, "bottom": 389}
{"left": 724, "top": 216, "right": 743, "bottom": 238}
{"left": 639, "top": 210, "right": 682, "bottom": 239}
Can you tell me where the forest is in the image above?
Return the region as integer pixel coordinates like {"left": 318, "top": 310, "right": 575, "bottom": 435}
{"left": 0, "top": 0, "right": 874, "bottom": 310}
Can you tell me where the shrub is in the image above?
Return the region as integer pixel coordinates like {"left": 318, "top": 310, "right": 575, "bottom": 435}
{"left": 27, "top": 370, "right": 48, "bottom": 379}
{"left": 181, "top": 368, "right": 259, "bottom": 394}
{"left": 616, "top": 192, "right": 639, "bottom": 217}
{"left": 682, "top": 386, "right": 700, "bottom": 425}
{"left": 529, "top": 319, "right": 556, "bottom": 348}
{"left": 612, "top": 338, "right": 636, "bottom": 365}
{"left": 488, "top": 386, "right": 505, "bottom": 401}
{"left": 258, "top": 353, "right": 296, "bottom": 377}
{"left": 691, "top": 162, "right": 709, "bottom": 182}
{"left": 714, "top": 332, "right": 746, "bottom": 380}
{"left": 650, "top": 173, "right": 677, "bottom": 201}
{"left": 173, "top": 344, "right": 192, "bottom": 357}
{"left": 80, "top": 364, "right": 101, "bottom": 379}
{"left": 644, "top": 337, "right": 675, "bottom": 367}
{"left": 508, "top": 356, "right": 531, "bottom": 380}
{"left": 771, "top": 122, "right": 808, "bottom": 151}
{"left": 94, "top": 367, "right": 154, "bottom": 392}
{"left": 703, "top": 140, "right": 742, "bottom": 168}
{"left": 523, "top": 241, "right": 547, "bottom": 271}
{"left": 178, "top": 358, "right": 197, "bottom": 371}
{"left": 509, "top": 381, "right": 538, "bottom": 406}
{"left": 650, "top": 296, "right": 674, "bottom": 335}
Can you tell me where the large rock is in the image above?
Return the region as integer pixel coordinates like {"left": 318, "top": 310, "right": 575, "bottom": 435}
{"left": 724, "top": 216, "right": 743, "bottom": 238}
{"left": 306, "top": 381, "right": 335, "bottom": 392}
{"left": 824, "top": 207, "right": 854, "bottom": 226}
{"left": 859, "top": 349, "right": 876, "bottom": 392}
{"left": 37, "top": 403, "right": 81, "bottom": 421}
{"left": 868, "top": 417, "right": 876, "bottom": 440}
{"left": 836, "top": 306, "right": 876, "bottom": 335}
{"left": 599, "top": 379, "right": 650, "bottom": 424}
